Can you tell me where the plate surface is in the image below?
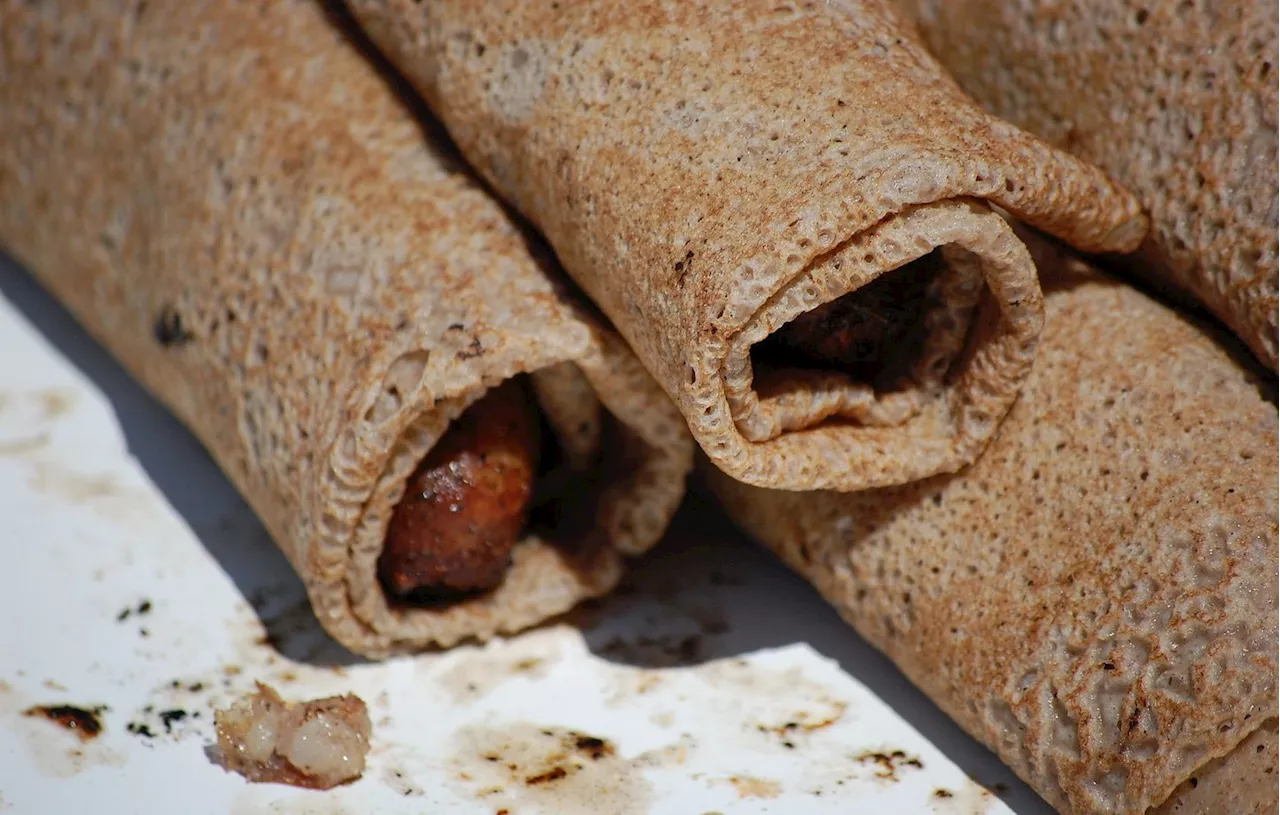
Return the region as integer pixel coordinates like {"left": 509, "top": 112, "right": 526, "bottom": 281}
{"left": 0, "top": 255, "right": 1052, "bottom": 815}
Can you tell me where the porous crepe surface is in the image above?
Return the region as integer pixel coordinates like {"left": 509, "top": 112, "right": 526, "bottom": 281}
{"left": 1150, "top": 720, "right": 1277, "bottom": 815}
{"left": 0, "top": 0, "right": 691, "bottom": 657}
{"left": 706, "top": 236, "right": 1279, "bottom": 814}
{"left": 906, "top": 0, "right": 1279, "bottom": 372}
{"left": 348, "top": 0, "right": 1147, "bottom": 493}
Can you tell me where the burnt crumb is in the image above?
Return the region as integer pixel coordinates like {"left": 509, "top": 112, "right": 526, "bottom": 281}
{"left": 188, "top": 682, "right": 205, "bottom": 692}
{"left": 158, "top": 709, "right": 188, "bottom": 732}
{"left": 127, "top": 721, "right": 156, "bottom": 738}
{"left": 933, "top": 788, "right": 954, "bottom": 798}
{"left": 23, "top": 705, "right": 106, "bottom": 742}
{"left": 993, "top": 782, "right": 1009, "bottom": 794}
{"left": 139, "top": 627, "right": 150, "bottom": 638}
{"left": 153, "top": 306, "right": 194, "bottom": 347}
{"left": 853, "top": 749, "right": 924, "bottom": 782}
{"left": 525, "top": 766, "right": 567, "bottom": 785}
{"left": 448, "top": 323, "right": 466, "bottom": 331}
{"left": 1102, "top": 662, "right": 1116, "bottom": 671}
{"left": 138, "top": 599, "right": 152, "bottom": 614}
{"left": 116, "top": 607, "right": 131, "bottom": 622}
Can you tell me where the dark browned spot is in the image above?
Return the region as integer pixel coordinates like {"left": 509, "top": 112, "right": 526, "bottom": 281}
{"left": 525, "top": 766, "right": 568, "bottom": 786}
{"left": 23, "top": 705, "right": 105, "bottom": 741}
{"left": 153, "top": 306, "right": 194, "bottom": 347}
{"left": 571, "top": 733, "right": 614, "bottom": 760}
{"left": 853, "top": 749, "right": 924, "bottom": 782}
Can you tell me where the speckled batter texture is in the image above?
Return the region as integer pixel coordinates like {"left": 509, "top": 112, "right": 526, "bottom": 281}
{"left": 347, "top": 0, "right": 1148, "bottom": 493}
{"left": 707, "top": 234, "right": 1278, "bottom": 815}
{"left": 0, "top": 0, "right": 692, "bottom": 657}
{"left": 903, "top": 0, "right": 1279, "bottom": 372}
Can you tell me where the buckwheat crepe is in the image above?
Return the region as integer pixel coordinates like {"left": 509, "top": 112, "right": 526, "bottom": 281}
{"left": 0, "top": 0, "right": 691, "bottom": 657}
{"left": 904, "top": 0, "right": 1279, "bottom": 372}
{"left": 347, "top": 0, "right": 1149, "bottom": 493}
{"left": 707, "top": 233, "right": 1279, "bottom": 815}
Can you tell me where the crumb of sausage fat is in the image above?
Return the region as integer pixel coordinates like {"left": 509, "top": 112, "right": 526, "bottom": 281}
{"left": 213, "top": 682, "right": 371, "bottom": 790}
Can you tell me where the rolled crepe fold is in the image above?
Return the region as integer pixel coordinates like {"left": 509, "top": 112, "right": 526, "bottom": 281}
{"left": 0, "top": 0, "right": 691, "bottom": 657}
{"left": 348, "top": 0, "right": 1147, "bottom": 492}
{"left": 903, "top": 0, "right": 1279, "bottom": 372}
{"left": 706, "top": 233, "right": 1279, "bottom": 814}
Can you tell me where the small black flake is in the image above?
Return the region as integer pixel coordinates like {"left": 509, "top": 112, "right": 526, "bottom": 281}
{"left": 158, "top": 709, "right": 188, "bottom": 732}
{"left": 153, "top": 307, "right": 194, "bottom": 347}
{"left": 127, "top": 722, "right": 156, "bottom": 738}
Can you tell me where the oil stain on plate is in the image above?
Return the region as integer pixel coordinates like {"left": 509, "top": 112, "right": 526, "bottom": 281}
{"left": 448, "top": 722, "right": 653, "bottom": 815}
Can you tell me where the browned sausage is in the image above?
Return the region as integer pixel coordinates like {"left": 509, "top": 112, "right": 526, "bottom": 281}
{"left": 764, "top": 251, "right": 940, "bottom": 385}
{"left": 377, "top": 379, "right": 540, "bottom": 601}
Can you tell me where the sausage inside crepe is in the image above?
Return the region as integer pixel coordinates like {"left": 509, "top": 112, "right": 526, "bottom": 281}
{"left": 707, "top": 232, "right": 1279, "bottom": 815}
{"left": 349, "top": 0, "right": 1148, "bottom": 493}
{"left": 0, "top": 0, "right": 691, "bottom": 656}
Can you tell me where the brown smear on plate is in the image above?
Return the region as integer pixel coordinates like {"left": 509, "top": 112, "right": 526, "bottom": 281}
{"left": 724, "top": 775, "right": 783, "bottom": 799}
{"left": 448, "top": 723, "right": 653, "bottom": 815}
{"left": 853, "top": 748, "right": 926, "bottom": 782}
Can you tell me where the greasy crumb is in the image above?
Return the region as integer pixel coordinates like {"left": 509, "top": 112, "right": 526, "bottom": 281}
{"left": 853, "top": 749, "right": 924, "bottom": 782}
{"left": 213, "top": 682, "right": 371, "bottom": 790}
{"left": 23, "top": 705, "right": 106, "bottom": 742}
{"left": 934, "top": 787, "right": 954, "bottom": 798}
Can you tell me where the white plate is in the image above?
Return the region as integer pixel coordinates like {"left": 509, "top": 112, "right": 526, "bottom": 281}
{"left": 0, "top": 254, "right": 1053, "bottom": 815}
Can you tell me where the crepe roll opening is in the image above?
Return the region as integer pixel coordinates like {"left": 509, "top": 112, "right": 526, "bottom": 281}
{"left": 376, "top": 367, "right": 621, "bottom": 609}
{"left": 721, "top": 200, "right": 1043, "bottom": 458}
{"left": 748, "top": 247, "right": 974, "bottom": 432}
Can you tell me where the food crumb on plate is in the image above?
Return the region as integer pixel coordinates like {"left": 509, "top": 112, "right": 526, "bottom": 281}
{"left": 213, "top": 682, "right": 371, "bottom": 790}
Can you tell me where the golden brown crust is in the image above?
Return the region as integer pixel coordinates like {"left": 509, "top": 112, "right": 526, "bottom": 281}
{"left": 904, "top": 0, "right": 1279, "bottom": 372}
{"left": 0, "top": 0, "right": 692, "bottom": 656}
{"left": 348, "top": 0, "right": 1147, "bottom": 492}
{"left": 707, "top": 235, "right": 1278, "bottom": 815}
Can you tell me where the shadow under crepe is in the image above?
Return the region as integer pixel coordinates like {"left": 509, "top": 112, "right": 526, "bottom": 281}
{"left": 0, "top": 250, "right": 1051, "bottom": 813}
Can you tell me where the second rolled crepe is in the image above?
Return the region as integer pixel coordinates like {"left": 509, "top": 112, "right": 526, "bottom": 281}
{"left": 903, "top": 0, "right": 1279, "bottom": 372}
{"left": 707, "top": 234, "right": 1279, "bottom": 815}
{"left": 348, "top": 0, "right": 1148, "bottom": 493}
{"left": 0, "top": 0, "right": 691, "bottom": 657}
